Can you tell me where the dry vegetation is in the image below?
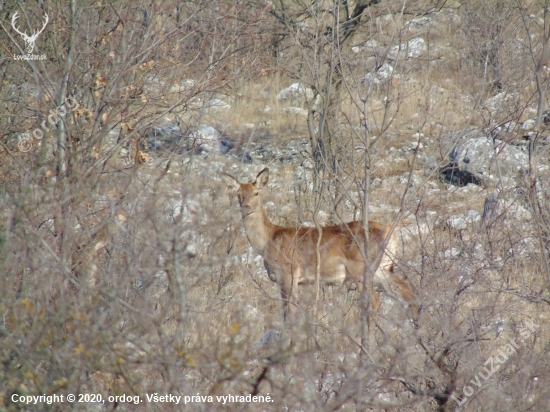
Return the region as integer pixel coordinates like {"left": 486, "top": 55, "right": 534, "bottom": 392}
{"left": 1, "top": 0, "right": 550, "bottom": 411}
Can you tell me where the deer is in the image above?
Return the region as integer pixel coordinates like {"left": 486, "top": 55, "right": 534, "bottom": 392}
{"left": 11, "top": 11, "right": 49, "bottom": 54}
{"left": 221, "top": 168, "right": 420, "bottom": 326}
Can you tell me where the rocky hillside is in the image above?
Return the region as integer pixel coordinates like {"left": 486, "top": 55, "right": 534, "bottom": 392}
{"left": 1, "top": 1, "right": 550, "bottom": 411}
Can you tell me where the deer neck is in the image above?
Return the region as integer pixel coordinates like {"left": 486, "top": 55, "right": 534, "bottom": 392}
{"left": 242, "top": 208, "right": 274, "bottom": 254}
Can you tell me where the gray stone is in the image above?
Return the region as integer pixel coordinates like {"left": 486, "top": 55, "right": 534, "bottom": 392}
{"left": 439, "top": 128, "right": 529, "bottom": 187}
{"left": 206, "top": 98, "right": 230, "bottom": 110}
{"left": 484, "top": 92, "right": 520, "bottom": 113}
{"left": 276, "top": 83, "right": 314, "bottom": 106}
{"left": 144, "top": 124, "right": 186, "bottom": 153}
{"left": 388, "top": 37, "right": 426, "bottom": 61}
{"left": 195, "top": 124, "right": 237, "bottom": 154}
{"left": 363, "top": 63, "right": 396, "bottom": 86}
{"left": 446, "top": 210, "right": 481, "bottom": 230}
{"left": 521, "top": 119, "right": 535, "bottom": 131}
{"left": 253, "top": 329, "right": 280, "bottom": 348}
{"left": 408, "top": 17, "right": 434, "bottom": 32}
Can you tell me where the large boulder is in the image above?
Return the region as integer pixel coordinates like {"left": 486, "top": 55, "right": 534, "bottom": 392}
{"left": 191, "top": 125, "right": 251, "bottom": 162}
{"left": 276, "top": 83, "right": 314, "bottom": 106}
{"left": 195, "top": 124, "right": 237, "bottom": 154}
{"left": 439, "top": 128, "right": 528, "bottom": 187}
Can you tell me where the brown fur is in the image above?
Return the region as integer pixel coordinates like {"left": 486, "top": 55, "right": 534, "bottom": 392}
{"left": 222, "top": 168, "right": 420, "bottom": 323}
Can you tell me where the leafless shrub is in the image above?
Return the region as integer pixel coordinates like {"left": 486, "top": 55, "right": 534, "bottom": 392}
{"left": 1, "top": 1, "right": 549, "bottom": 411}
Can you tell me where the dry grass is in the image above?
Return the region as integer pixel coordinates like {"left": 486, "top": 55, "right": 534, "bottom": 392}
{"left": 2, "top": 1, "right": 550, "bottom": 411}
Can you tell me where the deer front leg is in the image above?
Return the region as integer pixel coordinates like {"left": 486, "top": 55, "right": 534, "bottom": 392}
{"left": 280, "top": 267, "right": 301, "bottom": 324}
{"left": 280, "top": 284, "right": 290, "bottom": 321}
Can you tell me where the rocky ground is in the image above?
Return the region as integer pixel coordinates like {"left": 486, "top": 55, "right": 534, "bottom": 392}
{"left": 3, "top": 3, "right": 550, "bottom": 411}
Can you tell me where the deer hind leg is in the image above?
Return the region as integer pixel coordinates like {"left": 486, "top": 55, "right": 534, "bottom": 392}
{"left": 280, "top": 285, "right": 290, "bottom": 321}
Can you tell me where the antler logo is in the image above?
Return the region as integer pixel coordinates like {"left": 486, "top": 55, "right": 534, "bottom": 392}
{"left": 11, "top": 11, "right": 49, "bottom": 54}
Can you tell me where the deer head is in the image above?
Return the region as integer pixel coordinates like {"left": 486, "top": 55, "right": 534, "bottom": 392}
{"left": 11, "top": 11, "right": 49, "bottom": 54}
{"left": 221, "top": 168, "right": 269, "bottom": 218}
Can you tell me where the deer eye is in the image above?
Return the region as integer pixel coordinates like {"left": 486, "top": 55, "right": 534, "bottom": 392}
{"left": 254, "top": 192, "right": 259, "bottom": 196}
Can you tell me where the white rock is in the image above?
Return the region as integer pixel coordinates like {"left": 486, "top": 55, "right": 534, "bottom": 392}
{"left": 197, "top": 124, "right": 219, "bottom": 140}
{"left": 409, "top": 16, "right": 434, "bottom": 31}
{"left": 207, "top": 98, "right": 230, "bottom": 110}
{"left": 441, "top": 248, "right": 461, "bottom": 259}
{"left": 407, "top": 38, "right": 427, "bottom": 58}
{"left": 144, "top": 76, "right": 167, "bottom": 93}
{"left": 363, "top": 63, "right": 395, "bottom": 85}
{"left": 521, "top": 119, "right": 535, "bottom": 131}
{"left": 388, "top": 38, "right": 426, "bottom": 60}
{"left": 484, "top": 92, "right": 519, "bottom": 113}
{"left": 408, "top": 140, "right": 423, "bottom": 151}
{"left": 264, "top": 201, "right": 276, "bottom": 212}
{"left": 446, "top": 210, "right": 481, "bottom": 230}
{"left": 455, "top": 183, "right": 483, "bottom": 194}
{"left": 465, "top": 209, "right": 481, "bottom": 222}
{"left": 364, "top": 39, "right": 379, "bottom": 49}
{"left": 276, "top": 82, "right": 313, "bottom": 104}
{"left": 184, "top": 243, "right": 197, "bottom": 257}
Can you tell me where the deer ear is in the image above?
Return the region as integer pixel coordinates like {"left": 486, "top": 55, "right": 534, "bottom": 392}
{"left": 221, "top": 172, "right": 240, "bottom": 191}
{"left": 255, "top": 168, "right": 269, "bottom": 188}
